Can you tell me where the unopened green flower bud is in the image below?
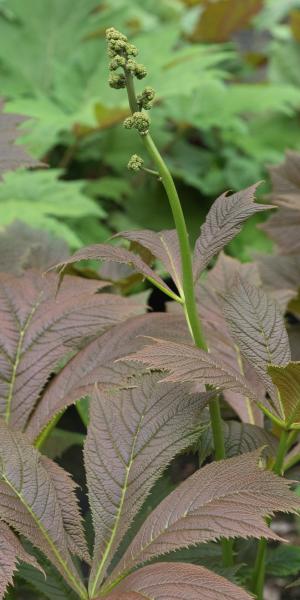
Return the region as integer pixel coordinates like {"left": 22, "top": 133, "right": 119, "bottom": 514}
{"left": 123, "top": 116, "right": 134, "bottom": 129}
{"left": 128, "top": 154, "right": 144, "bottom": 171}
{"left": 142, "top": 101, "right": 152, "bottom": 110}
{"left": 109, "top": 55, "right": 126, "bottom": 70}
{"left": 126, "top": 43, "right": 138, "bottom": 56}
{"left": 132, "top": 111, "right": 150, "bottom": 134}
{"left": 134, "top": 63, "right": 147, "bottom": 79}
{"left": 137, "top": 86, "right": 155, "bottom": 110}
{"left": 106, "top": 27, "right": 127, "bottom": 42}
{"left": 109, "top": 38, "right": 128, "bottom": 54}
{"left": 126, "top": 58, "right": 138, "bottom": 73}
{"left": 108, "top": 73, "right": 126, "bottom": 89}
{"left": 142, "top": 86, "right": 155, "bottom": 101}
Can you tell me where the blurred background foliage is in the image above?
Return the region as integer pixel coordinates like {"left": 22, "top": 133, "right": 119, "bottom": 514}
{"left": 2, "top": 0, "right": 300, "bottom": 259}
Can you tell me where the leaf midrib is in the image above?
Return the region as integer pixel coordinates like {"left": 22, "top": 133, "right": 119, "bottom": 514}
{"left": 89, "top": 404, "right": 145, "bottom": 598}
{"left": 5, "top": 293, "right": 43, "bottom": 424}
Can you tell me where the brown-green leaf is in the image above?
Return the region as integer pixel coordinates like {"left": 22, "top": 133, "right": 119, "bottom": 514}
{"left": 0, "top": 270, "right": 143, "bottom": 430}
{"left": 124, "top": 337, "right": 260, "bottom": 401}
{"left": 114, "top": 229, "right": 182, "bottom": 292}
{"left": 86, "top": 373, "right": 210, "bottom": 595}
{"left": 193, "top": 183, "right": 271, "bottom": 280}
{"left": 0, "top": 520, "right": 41, "bottom": 600}
{"left": 222, "top": 277, "right": 290, "bottom": 418}
{"left": 26, "top": 313, "right": 190, "bottom": 442}
{"left": 52, "top": 243, "right": 176, "bottom": 298}
{"left": 104, "top": 562, "right": 252, "bottom": 600}
{"left": 107, "top": 450, "right": 300, "bottom": 584}
{"left": 0, "top": 420, "right": 86, "bottom": 597}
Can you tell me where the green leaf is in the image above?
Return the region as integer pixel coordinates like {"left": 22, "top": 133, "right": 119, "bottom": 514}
{"left": 0, "top": 3, "right": 233, "bottom": 154}
{"left": 0, "top": 169, "right": 105, "bottom": 248}
{"left": 266, "top": 545, "right": 300, "bottom": 577}
{"left": 18, "top": 559, "right": 79, "bottom": 600}
{"left": 85, "top": 177, "right": 131, "bottom": 203}
{"left": 268, "top": 362, "right": 300, "bottom": 427}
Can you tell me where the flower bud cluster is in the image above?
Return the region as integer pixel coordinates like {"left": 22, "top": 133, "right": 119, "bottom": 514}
{"left": 127, "top": 154, "right": 144, "bottom": 171}
{"left": 108, "top": 73, "right": 126, "bottom": 89}
{"left": 106, "top": 27, "right": 155, "bottom": 141}
{"left": 123, "top": 111, "right": 150, "bottom": 135}
{"left": 126, "top": 59, "right": 147, "bottom": 79}
{"left": 106, "top": 28, "right": 147, "bottom": 87}
{"left": 137, "top": 86, "right": 155, "bottom": 110}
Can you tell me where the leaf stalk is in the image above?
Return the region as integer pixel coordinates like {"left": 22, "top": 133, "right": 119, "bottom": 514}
{"left": 251, "top": 428, "right": 290, "bottom": 599}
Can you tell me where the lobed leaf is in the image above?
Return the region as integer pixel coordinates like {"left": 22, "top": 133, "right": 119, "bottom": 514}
{"left": 0, "top": 520, "right": 41, "bottom": 600}
{"left": 104, "top": 562, "right": 252, "bottom": 600}
{"left": 222, "top": 277, "right": 291, "bottom": 418}
{"left": 0, "top": 420, "right": 86, "bottom": 597}
{"left": 107, "top": 450, "right": 300, "bottom": 584}
{"left": 268, "top": 362, "right": 300, "bottom": 427}
{"left": 0, "top": 100, "right": 43, "bottom": 179}
{"left": 0, "top": 169, "right": 105, "bottom": 249}
{"left": 0, "top": 270, "right": 143, "bottom": 430}
{"left": 193, "top": 183, "right": 271, "bottom": 280}
{"left": 86, "top": 373, "right": 210, "bottom": 595}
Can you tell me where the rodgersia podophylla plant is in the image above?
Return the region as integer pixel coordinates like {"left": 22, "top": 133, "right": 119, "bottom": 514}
{"left": 1, "top": 27, "right": 300, "bottom": 600}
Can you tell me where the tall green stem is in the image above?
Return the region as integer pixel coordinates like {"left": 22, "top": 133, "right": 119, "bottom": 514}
{"left": 124, "top": 70, "right": 232, "bottom": 566}
{"left": 251, "top": 428, "right": 289, "bottom": 599}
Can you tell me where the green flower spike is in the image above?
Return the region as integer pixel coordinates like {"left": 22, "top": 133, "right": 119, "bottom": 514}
{"left": 128, "top": 154, "right": 144, "bottom": 171}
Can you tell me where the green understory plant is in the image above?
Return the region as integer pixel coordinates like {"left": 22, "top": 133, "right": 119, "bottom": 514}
{"left": 2, "top": 24, "right": 300, "bottom": 600}
{"left": 4, "top": 0, "right": 300, "bottom": 254}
